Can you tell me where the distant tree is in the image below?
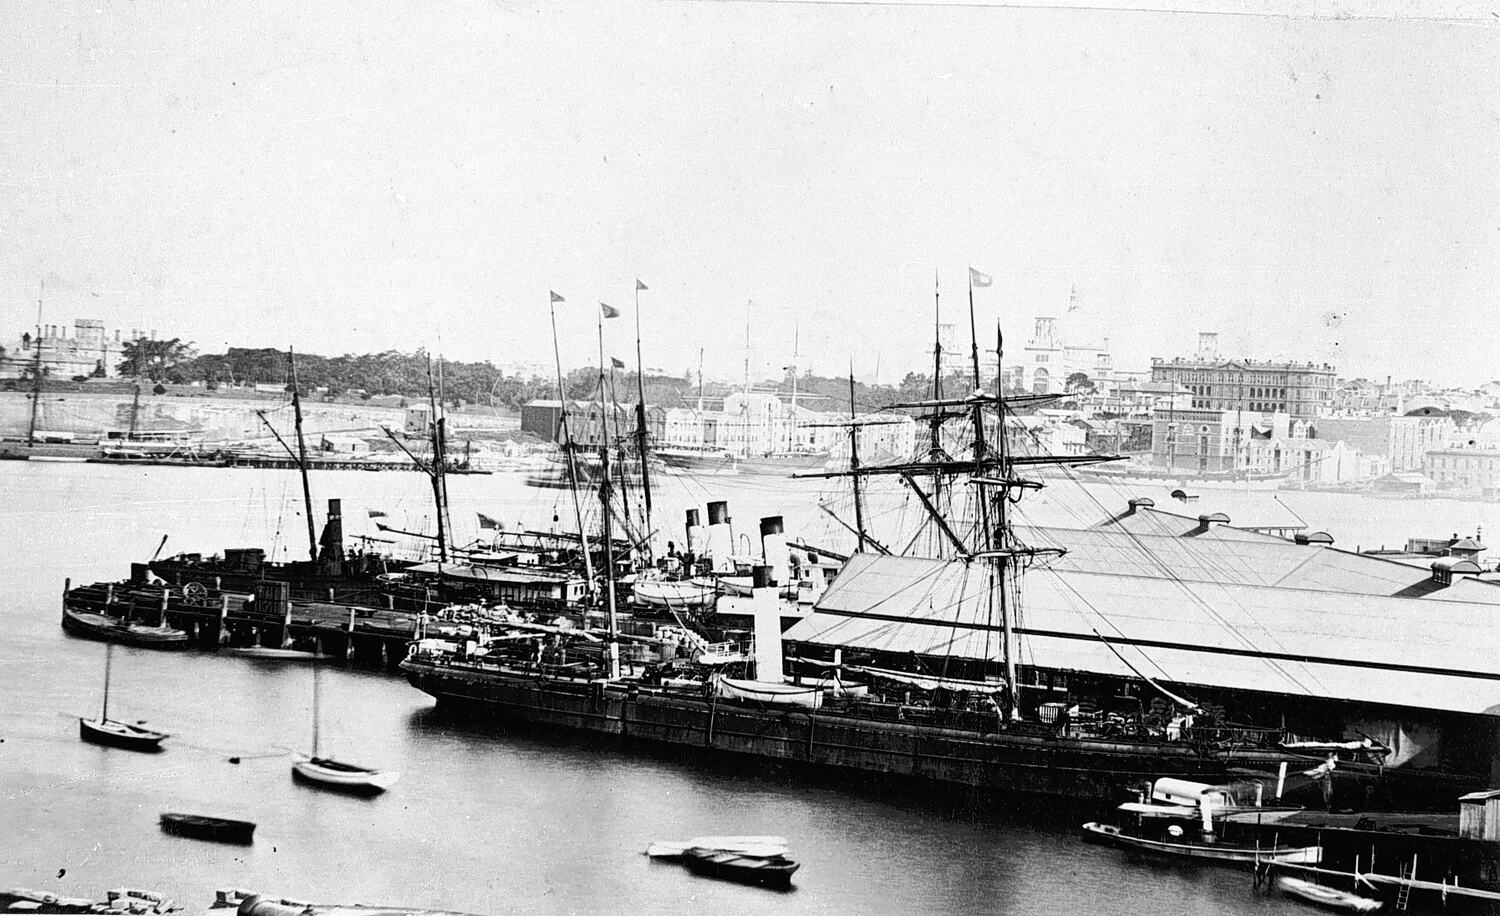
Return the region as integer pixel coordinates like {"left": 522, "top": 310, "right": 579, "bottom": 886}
{"left": 1065, "top": 372, "right": 1095, "bottom": 394}
{"left": 118, "top": 337, "right": 196, "bottom": 383}
{"left": 90, "top": 359, "right": 106, "bottom": 378}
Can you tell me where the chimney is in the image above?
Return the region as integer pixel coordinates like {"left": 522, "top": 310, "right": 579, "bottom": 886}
{"left": 759, "top": 516, "right": 788, "bottom": 585}
{"left": 750, "top": 565, "right": 784, "bottom": 683}
{"left": 705, "top": 501, "right": 734, "bottom": 573}
{"left": 318, "top": 499, "right": 345, "bottom": 573}
{"left": 1126, "top": 497, "right": 1155, "bottom": 515}
{"left": 684, "top": 508, "right": 704, "bottom": 559}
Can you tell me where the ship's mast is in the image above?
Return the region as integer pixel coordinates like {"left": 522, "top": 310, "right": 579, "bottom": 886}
{"left": 26, "top": 281, "right": 43, "bottom": 446}
{"left": 596, "top": 320, "right": 622, "bottom": 680}
{"left": 788, "top": 323, "right": 799, "bottom": 453}
{"left": 547, "top": 292, "right": 596, "bottom": 598}
{"left": 930, "top": 272, "right": 945, "bottom": 554}
{"left": 994, "top": 323, "right": 1017, "bottom": 716}
{"left": 632, "top": 281, "right": 654, "bottom": 561}
{"left": 426, "top": 355, "right": 450, "bottom": 564}
{"left": 849, "top": 368, "right": 866, "bottom": 553}
{"left": 288, "top": 348, "right": 319, "bottom": 563}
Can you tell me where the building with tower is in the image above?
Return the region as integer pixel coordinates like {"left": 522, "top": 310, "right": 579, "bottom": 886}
{"left": 1021, "top": 317, "right": 1113, "bottom": 395}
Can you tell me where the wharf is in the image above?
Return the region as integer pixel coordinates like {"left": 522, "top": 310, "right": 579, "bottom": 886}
{"left": 62, "top": 577, "right": 676, "bottom": 669}
{"left": 64, "top": 578, "right": 425, "bottom": 667}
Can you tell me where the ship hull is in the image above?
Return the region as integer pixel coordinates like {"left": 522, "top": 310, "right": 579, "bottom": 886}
{"left": 400, "top": 660, "right": 1300, "bottom": 804}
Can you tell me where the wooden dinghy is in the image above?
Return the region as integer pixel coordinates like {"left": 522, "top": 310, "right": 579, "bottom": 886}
{"left": 159, "top": 812, "right": 256, "bottom": 845}
{"left": 646, "top": 836, "right": 788, "bottom": 861}
{"left": 1275, "top": 877, "right": 1383, "bottom": 913}
{"left": 680, "top": 848, "right": 800, "bottom": 889}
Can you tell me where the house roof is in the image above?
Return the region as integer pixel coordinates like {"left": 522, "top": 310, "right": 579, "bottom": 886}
{"left": 785, "top": 552, "right": 1500, "bottom": 715}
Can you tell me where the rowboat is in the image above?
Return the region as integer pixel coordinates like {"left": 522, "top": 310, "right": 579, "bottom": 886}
{"left": 1082, "top": 822, "right": 1322, "bottom": 865}
{"left": 159, "top": 812, "right": 256, "bottom": 844}
{"left": 680, "top": 848, "right": 800, "bottom": 889}
{"left": 646, "top": 836, "right": 788, "bottom": 861}
{"left": 291, "top": 755, "right": 401, "bottom": 796}
{"left": 632, "top": 578, "right": 716, "bottom": 610}
{"left": 1275, "top": 877, "right": 1383, "bottom": 912}
{"left": 62, "top": 607, "right": 190, "bottom": 650}
{"left": 219, "top": 647, "right": 324, "bottom": 662}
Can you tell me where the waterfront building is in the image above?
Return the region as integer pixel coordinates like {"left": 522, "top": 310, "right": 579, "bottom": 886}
{"left": 0, "top": 319, "right": 130, "bottom": 380}
{"left": 1149, "top": 332, "right": 1336, "bottom": 419}
{"left": 1425, "top": 420, "right": 1500, "bottom": 490}
{"left": 1313, "top": 415, "right": 1458, "bottom": 473}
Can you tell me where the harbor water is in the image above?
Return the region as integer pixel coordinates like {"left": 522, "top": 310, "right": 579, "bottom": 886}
{"left": 3, "top": 462, "right": 1496, "bottom": 915}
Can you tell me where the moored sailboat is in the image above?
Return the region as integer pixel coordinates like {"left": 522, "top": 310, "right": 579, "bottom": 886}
{"left": 79, "top": 643, "right": 168, "bottom": 752}
{"left": 290, "top": 664, "right": 399, "bottom": 795}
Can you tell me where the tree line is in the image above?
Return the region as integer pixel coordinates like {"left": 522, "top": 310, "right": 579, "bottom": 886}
{"left": 113, "top": 338, "right": 1069, "bottom": 414}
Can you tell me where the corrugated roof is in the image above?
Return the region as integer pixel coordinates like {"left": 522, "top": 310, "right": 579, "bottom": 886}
{"left": 1012, "top": 525, "right": 1492, "bottom": 600}
{"left": 785, "top": 553, "right": 1500, "bottom": 715}
{"left": 1093, "top": 501, "right": 1306, "bottom": 534}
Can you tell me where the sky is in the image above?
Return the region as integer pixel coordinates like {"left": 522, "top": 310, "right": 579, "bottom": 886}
{"left": 2, "top": 1, "right": 1496, "bottom": 386}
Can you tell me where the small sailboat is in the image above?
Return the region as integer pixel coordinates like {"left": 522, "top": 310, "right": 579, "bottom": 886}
{"left": 79, "top": 643, "right": 167, "bottom": 752}
{"left": 290, "top": 664, "right": 398, "bottom": 795}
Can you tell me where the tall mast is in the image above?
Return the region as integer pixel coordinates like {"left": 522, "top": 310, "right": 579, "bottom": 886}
{"left": 696, "top": 348, "right": 704, "bottom": 414}
{"left": 288, "top": 348, "right": 318, "bottom": 563}
{"left": 788, "top": 323, "right": 799, "bottom": 453}
{"left": 427, "top": 355, "right": 450, "bottom": 564}
{"left": 968, "top": 270, "right": 991, "bottom": 555}
{"left": 995, "top": 323, "right": 1016, "bottom": 717}
{"left": 311, "top": 662, "right": 321, "bottom": 758}
{"left": 930, "top": 272, "right": 945, "bottom": 553}
{"left": 100, "top": 643, "right": 112, "bottom": 722}
{"left": 849, "top": 368, "right": 866, "bottom": 553}
{"left": 632, "top": 281, "right": 654, "bottom": 557}
{"left": 127, "top": 380, "right": 142, "bottom": 441}
{"left": 596, "top": 340, "right": 622, "bottom": 681}
{"left": 547, "top": 292, "right": 596, "bottom": 598}
{"left": 27, "top": 281, "right": 43, "bottom": 446}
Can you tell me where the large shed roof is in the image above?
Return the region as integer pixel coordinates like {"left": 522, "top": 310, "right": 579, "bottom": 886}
{"left": 1016, "top": 526, "right": 1500, "bottom": 602}
{"left": 784, "top": 553, "right": 1500, "bottom": 716}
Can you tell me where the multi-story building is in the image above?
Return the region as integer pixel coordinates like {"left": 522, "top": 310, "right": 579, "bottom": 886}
{"left": 1425, "top": 421, "right": 1500, "bottom": 490}
{"left": 1021, "top": 317, "right": 1112, "bottom": 396}
{"left": 1425, "top": 447, "right": 1500, "bottom": 490}
{"left": 1311, "top": 415, "right": 1457, "bottom": 473}
{"left": 1149, "top": 333, "right": 1336, "bottom": 420}
{"left": 1, "top": 319, "right": 131, "bottom": 380}
{"left": 1149, "top": 407, "right": 1237, "bottom": 472}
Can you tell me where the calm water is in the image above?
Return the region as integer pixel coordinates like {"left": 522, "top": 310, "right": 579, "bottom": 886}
{"left": 2, "top": 462, "right": 1493, "bottom": 915}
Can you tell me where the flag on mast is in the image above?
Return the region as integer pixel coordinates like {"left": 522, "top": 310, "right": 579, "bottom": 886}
{"left": 477, "top": 512, "right": 502, "bottom": 530}
{"left": 610, "top": 356, "right": 626, "bottom": 369}
{"left": 636, "top": 279, "right": 648, "bottom": 291}
{"left": 367, "top": 509, "right": 388, "bottom": 519}
{"left": 550, "top": 290, "right": 565, "bottom": 303}
{"left": 600, "top": 302, "right": 621, "bottom": 319}
{"left": 969, "top": 267, "right": 992, "bottom": 288}
{"left": 1068, "top": 283, "right": 1080, "bottom": 313}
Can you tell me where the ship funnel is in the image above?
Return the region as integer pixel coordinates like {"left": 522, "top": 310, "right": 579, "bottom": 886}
{"left": 318, "top": 499, "right": 345, "bottom": 574}
{"left": 684, "top": 508, "right": 704, "bottom": 561}
{"left": 759, "top": 516, "right": 788, "bottom": 585}
{"left": 750, "top": 565, "right": 784, "bottom": 682}
{"left": 706, "top": 500, "right": 734, "bottom": 573}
